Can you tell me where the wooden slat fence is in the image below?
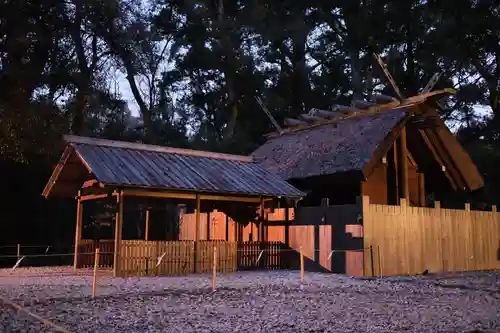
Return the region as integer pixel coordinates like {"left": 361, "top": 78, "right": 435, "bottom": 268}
{"left": 196, "top": 241, "right": 237, "bottom": 273}
{"left": 120, "top": 240, "right": 195, "bottom": 277}
{"left": 362, "top": 197, "right": 500, "bottom": 276}
{"left": 237, "top": 242, "right": 287, "bottom": 270}
{"left": 78, "top": 240, "right": 114, "bottom": 268}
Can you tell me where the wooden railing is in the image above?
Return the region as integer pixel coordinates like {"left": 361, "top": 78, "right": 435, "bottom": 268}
{"left": 120, "top": 240, "right": 195, "bottom": 277}
{"left": 78, "top": 240, "right": 114, "bottom": 268}
{"left": 237, "top": 242, "right": 287, "bottom": 270}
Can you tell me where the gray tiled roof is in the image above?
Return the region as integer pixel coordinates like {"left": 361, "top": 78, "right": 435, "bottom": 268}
{"left": 67, "top": 136, "right": 304, "bottom": 198}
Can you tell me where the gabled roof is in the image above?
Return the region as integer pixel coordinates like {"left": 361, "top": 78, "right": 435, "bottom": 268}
{"left": 253, "top": 96, "right": 484, "bottom": 191}
{"left": 43, "top": 135, "right": 305, "bottom": 199}
{"left": 253, "top": 107, "right": 408, "bottom": 180}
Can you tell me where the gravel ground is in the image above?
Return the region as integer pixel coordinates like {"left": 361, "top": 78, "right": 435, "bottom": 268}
{"left": 0, "top": 267, "right": 499, "bottom": 333}
{"left": 0, "top": 303, "right": 57, "bottom": 333}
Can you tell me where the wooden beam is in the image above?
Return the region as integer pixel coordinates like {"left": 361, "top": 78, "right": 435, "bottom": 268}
{"left": 398, "top": 126, "right": 409, "bottom": 199}
{"left": 195, "top": 194, "right": 201, "bottom": 242}
{"left": 81, "top": 179, "right": 103, "bottom": 189}
{"left": 284, "top": 118, "right": 307, "bottom": 126}
{"left": 372, "top": 94, "right": 398, "bottom": 103}
{"left": 145, "top": 209, "right": 150, "bottom": 241}
{"left": 353, "top": 100, "right": 377, "bottom": 109}
{"left": 394, "top": 142, "right": 400, "bottom": 205}
{"left": 333, "top": 104, "right": 358, "bottom": 114}
{"left": 194, "top": 194, "right": 201, "bottom": 273}
{"left": 310, "top": 109, "right": 340, "bottom": 118}
{"left": 259, "top": 197, "right": 265, "bottom": 242}
{"left": 42, "top": 146, "right": 73, "bottom": 198}
{"left": 80, "top": 193, "right": 110, "bottom": 202}
{"left": 418, "top": 173, "right": 426, "bottom": 207}
{"left": 300, "top": 113, "right": 324, "bottom": 123}
{"left": 113, "top": 191, "right": 124, "bottom": 277}
{"left": 73, "top": 191, "right": 83, "bottom": 270}
{"left": 422, "top": 72, "right": 441, "bottom": 93}
{"left": 122, "top": 189, "right": 274, "bottom": 203}
{"left": 419, "top": 130, "right": 458, "bottom": 190}
{"left": 373, "top": 53, "right": 405, "bottom": 100}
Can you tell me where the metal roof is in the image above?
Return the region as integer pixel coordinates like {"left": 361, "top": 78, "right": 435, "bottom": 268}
{"left": 50, "top": 136, "right": 304, "bottom": 198}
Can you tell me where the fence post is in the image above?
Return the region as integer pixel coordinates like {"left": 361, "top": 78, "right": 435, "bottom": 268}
{"left": 212, "top": 245, "right": 217, "bottom": 292}
{"left": 92, "top": 248, "right": 100, "bottom": 298}
{"left": 369, "top": 245, "right": 375, "bottom": 277}
{"left": 377, "top": 245, "right": 382, "bottom": 277}
{"left": 17, "top": 244, "right": 20, "bottom": 262}
{"left": 299, "top": 246, "right": 304, "bottom": 282}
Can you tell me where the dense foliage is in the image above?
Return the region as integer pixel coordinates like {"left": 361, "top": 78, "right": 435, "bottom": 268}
{"left": 0, "top": 0, "right": 499, "bottom": 246}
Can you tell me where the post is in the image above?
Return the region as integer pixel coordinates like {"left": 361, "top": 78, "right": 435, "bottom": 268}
{"left": 74, "top": 191, "right": 83, "bottom": 271}
{"left": 370, "top": 245, "right": 375, "bottom": 277}
{"left": 299, "top": 246, "right": 304, "bottom": 282}
{"left": 418, "top": 173, "right": 426, "bottom": 206}
{"left": 377, "top": 245, "right": 382, "bottom": 277}
{"left": 145, "top": 209, "right": 150, "bottom": 241}
{"left": 259, "top": 197, "right": 265, "bottom": 267}
{"left": 194, "top": 194, "right": 201, "bottom": 272}
{"left": 17, "top": 244, "right": 20, "bottom": 262}
{"left": 398, "top": 126, "right": 409, "bottom": 200}
{"left": 92, "top": 248, "right": 100, "bottom": 298}
{"left": 113, "top": 191, "right": 124, "bottom": 277}
{"left": 212, "top": 245, "right": 217, "bottom": 292}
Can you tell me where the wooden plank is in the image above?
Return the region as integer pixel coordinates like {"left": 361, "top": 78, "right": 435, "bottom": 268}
{"left": 73, "top": 192, "right": 83, "bottom": 270}
{"left": 398, "top": 127, "right": 409, "bottom": 200}
{"left": 113, "top": 191, "right": 124, "bottom": 277}
{"left": 122, "top": 189, "right": 273, "bottom": 203}
{"left": 145, "top": 209, "right": 150, "bottom": 241}
{"left": 373, "top": 53, "right": 405, "bottom": 100}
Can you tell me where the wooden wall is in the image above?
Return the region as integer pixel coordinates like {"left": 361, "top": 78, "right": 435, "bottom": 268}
{"left": 181, "top": 204, "right": 365, "bottom": 276}
{"left": 362, "top": 197, "right": 500, "bottom": 276}
{"left": 362, "top": 162, "right": 388, "bottom": 205}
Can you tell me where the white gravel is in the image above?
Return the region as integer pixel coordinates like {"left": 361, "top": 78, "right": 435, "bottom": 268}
{"left": 0, "top": 267, "right": 499, "bottom": 332}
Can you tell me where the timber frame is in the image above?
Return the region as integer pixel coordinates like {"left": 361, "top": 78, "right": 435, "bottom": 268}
{"left": 72, "top": 185, "right": 287, "bottom": 276}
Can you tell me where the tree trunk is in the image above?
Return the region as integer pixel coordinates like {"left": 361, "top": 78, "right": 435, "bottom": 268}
{"left": 290, "top": 26, "right": 311, "bottom": 114}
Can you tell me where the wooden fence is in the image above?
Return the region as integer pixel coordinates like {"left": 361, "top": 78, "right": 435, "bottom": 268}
{"left": 362, "top": 197, "right": 500, "bottom": 276}
{"left": 118, "top": 240, "right": 238, "bottom": 277}
{"left": 120, "top": 240, "right": 195, "bottom": 277}
{"left": 77, "top": 240, "right": 114, "bottom": 269}
{"left": 237, "top": 242, "right": 287, "bottom": 270}
{"left": 115, "top": 240, "right": 297, "bottom": 276}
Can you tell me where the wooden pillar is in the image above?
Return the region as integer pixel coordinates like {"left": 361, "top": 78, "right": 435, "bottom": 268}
{"left": 145, "top": 209, "right": 150, "bottom": 241}
{"left": 113, "top": 191, "right": 124, "bottom": 277}
{"left": 398, "top": 126, "right": 409, "bottom": 200}
{"left": 194, "top": 194, "right": 201, "bottom": 272}
{"left": 73, "top": 191, "right": 83, "bottom": 270}
{"left": 284, "top": 205, "right": 290, "bottom": 247}
{"left": 418, "top": 173, "right": 426, "bottom": 207}
{"left": 195, "top": 194, "right": 201, "bottom": 241}
{"left": 259, "top": 197, "right": 265, "bottom": 242}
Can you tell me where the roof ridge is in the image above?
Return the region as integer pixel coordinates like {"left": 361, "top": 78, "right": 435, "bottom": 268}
{"left": 63, "top": 135, "right": 253, "bottom": 162}
{"left": 266, "top": 89, "right": 455, "bottom": 139}
{"left": 266, "top": 104, "right": 413, "bottom": 139}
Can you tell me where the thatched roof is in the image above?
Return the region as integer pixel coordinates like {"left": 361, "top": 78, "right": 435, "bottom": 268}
{"left": 253, "top": 91, "right": 484, "bottom": 191}
{"left": 253, "top": 108, "right": 408, "bottom": 181}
